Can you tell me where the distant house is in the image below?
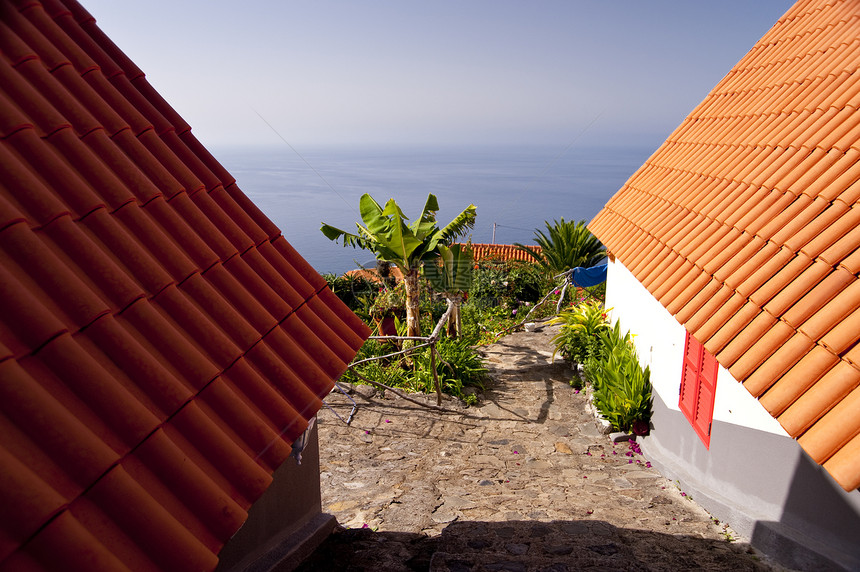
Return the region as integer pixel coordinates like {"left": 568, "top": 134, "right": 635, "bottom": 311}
{"left": 0, "top": 1, "right": 369, "bottom": 571}
{"left": 462, "top": 242, "right": 541, "bottom": 263}
{"left": 589, "top": 0, "right": 860, "bottom": 569}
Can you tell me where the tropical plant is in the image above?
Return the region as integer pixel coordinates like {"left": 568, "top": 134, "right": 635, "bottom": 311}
{"left": 411, "top": 337, "right": 487, "bottom": 396}
{"left": 588, "top": 346, "right": 652, "bottom": 435}
{"left": 321, "top": 193, "right": 476, "bottom": 337}
{"left": 423, "top": 243, "right": 474, "bottom": 337}
{"left": 582, "top": 319, "right": 652, "bottom": 435}
{"left": 548, "top": 301, "right": 610, "bottom": 363}
{"left": 514, "top": 218, "right": 605, "bottom": 274}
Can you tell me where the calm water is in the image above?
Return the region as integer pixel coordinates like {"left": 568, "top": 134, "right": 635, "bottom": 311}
{"left": 213, "top": 144, "right": 654, "bottom": 275}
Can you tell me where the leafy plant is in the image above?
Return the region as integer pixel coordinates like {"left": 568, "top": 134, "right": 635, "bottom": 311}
{"left": 583, "top": 320, "right": 652, "bottom": 435}
{"left": 321, "top": 193, "right": 476, "bottom": 337}
{"left": 342, "top": 335, "right": 487, "bottom": 403}
{"left": 369, "top": 281, "right": 406, "bottom": 318}
{"left": 423, "top": 243, "right": 474, "bottom": 337}
{"left": 412, "top": 337, "right": 488, "bottom": 396}
{"left": 514, "top": 218, "right": 605, "bottom": 274}
{"left": 324, "top": 273, "right": 377, "bottom": 312}
{"left": 548, "top": 301, "right": 610, "bottom": 363}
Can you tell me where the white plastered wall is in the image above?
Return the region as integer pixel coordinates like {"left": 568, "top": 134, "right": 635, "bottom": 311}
{"left": 604, "top": 259, "right": 788, "bottom": 437}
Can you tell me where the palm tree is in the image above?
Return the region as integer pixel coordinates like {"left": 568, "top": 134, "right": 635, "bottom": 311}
{"left": 321, "top": 193, "right": 476, "bottom": 337}
{"left": 515, "top": 218, "right": 605, "bottom": 274}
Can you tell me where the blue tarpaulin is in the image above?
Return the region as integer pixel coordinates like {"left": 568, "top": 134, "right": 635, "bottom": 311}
{"left": 570, "top": 264, "right": 607, "bottom": 288}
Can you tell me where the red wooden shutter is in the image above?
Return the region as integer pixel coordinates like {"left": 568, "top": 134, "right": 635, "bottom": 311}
{"left": 678, "top": 332, "right": 718, "bottom": 448}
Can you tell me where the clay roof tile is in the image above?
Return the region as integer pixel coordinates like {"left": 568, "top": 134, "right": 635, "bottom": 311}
{"left": 589, "top": 0, "right": 860, "bottom": 490}
{"left": 0, "top": 2, "right": 370, "bottom": 569}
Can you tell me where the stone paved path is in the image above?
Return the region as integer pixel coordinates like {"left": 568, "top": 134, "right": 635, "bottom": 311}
{"left": 298, "top": 324, "right": 783, "bottom": 571}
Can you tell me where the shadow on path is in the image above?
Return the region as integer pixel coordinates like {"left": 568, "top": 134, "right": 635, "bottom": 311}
{"left": 296, "top": 519, "right": 768, "bottom": 572}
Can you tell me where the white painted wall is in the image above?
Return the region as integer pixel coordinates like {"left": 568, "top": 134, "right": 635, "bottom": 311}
{"left": 605, "top": 260, "right": 788, "bottom": 437}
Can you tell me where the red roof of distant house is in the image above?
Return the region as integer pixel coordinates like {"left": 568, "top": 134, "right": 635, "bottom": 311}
{"left": 464, "top": 243, "right": 542, "bottom": 263}
{"left": 0, "top": 1, "right": 369, "bottom": 569}
{"left": 590, "top": 0, "right": 860, "bottom": 491}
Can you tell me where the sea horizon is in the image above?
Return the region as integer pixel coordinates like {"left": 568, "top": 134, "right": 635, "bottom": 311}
{"left": 212, "top": 143, "right": 655, "bottom": 275}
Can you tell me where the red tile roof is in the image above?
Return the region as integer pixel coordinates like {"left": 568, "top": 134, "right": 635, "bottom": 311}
{"left": 590, "top": 0, "right": 860, "bottom": 491}
{"left": 0, "top": 1, "right": 370, "bottom": 569}
{"left": 464, "top": 243, "right": 542, "bottom": 263}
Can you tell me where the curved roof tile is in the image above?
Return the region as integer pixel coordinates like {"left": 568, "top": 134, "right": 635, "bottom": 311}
{"left": 590, "top": 0, "right": 860, "bottom": 491}
{"left": 0, "top": 0, "right": 370, "bottom": 569}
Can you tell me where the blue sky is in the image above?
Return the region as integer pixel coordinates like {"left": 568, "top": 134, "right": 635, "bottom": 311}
{"left": 84, "top": 0, "right": 793, "bottom": 150}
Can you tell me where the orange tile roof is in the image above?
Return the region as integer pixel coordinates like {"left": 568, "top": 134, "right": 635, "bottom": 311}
{"left": 0, "top": 1, "right": 369, "bottom": 569}
{"left": 464, "top": 243, "right": 542, "bottom": 263}
{"left": 589, "top": 0, "right": 860, "bottom": 491}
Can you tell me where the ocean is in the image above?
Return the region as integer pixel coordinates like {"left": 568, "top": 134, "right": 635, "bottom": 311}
{"left": 212, "top": 144, "right": 654, "bottom": 275}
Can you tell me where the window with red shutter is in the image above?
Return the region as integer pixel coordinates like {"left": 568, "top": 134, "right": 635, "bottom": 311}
{"left": 678, "top": 331, "right": 718, "bottom": 448}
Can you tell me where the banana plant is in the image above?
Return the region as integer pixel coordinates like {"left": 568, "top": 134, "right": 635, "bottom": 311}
{"left": 321, "top": 193, "right": 476, "bottom": 337}
{"left": 423, "top": 243, "right": 474, "bottom": 338}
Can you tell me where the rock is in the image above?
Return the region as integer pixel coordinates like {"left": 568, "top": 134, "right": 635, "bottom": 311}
{"left": 598, "top": 419, "right": 614, "bottom": 434}
{"left": 506, "top": 543, "right": 529, "bottom": 555}
{"left": 554, "top": 441, "right": 573, "bottom": 454}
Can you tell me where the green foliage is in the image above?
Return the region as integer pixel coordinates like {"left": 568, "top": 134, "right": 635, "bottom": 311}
{"left": 514, "top": 218, "right": 605, "bottom": 274}
{"left": 548, "top": 301, "right": 610, "bottom": 363}
{"left": 467, "top": 260, "right": 551, "bottom": 313}
{"left": 504, "top": 261, "right": 550, "bottom": 303}
{"left": 324, "top": 273, "right": 377, "bottom": 314}
{"left": 321, "top": 193, "right": 476, "bottom": 337}
{"left": 412, "top": 337, "right": 488, "bottom": 395}
{"left": 342, "top": 337, "right": 487, "bottom": 402}
{"left": 321, "top": 193, "right": 476, "bottom": 271}
{"left": 468, "top": 264, "right": 508, "bottom": 307}
{"left": 584, "top": 320, "right": 652, "bottom": 435}
{"left": 423, "top": 243, "right": 474, "bottom": 294}
{"left": 369, "top": 281, "right": 406, "bottom": 318}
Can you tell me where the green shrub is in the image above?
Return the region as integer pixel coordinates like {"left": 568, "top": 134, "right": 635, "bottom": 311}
{"left": 584, "top": 320, "right": 652, "bottom": 435}
{"left": 324, "top": 273, "right": 377, "bottom": 313}
{"left": 412, "top": 337, "right": 488, "bottom": 396}
{"left": 504, "top": 261, "right": 551, "bottom": 304}
{"left": 548, "top": 301, "right": 610, "bottom": 363}
{"left": 341, "top": 336, "right": 487, "bottom": 402}
{"left": 468, "top": 264, "right": 508, "bottom": 307}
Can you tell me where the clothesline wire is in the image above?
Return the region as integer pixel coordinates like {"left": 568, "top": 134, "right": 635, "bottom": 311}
{"left": 252, "top": 108, "right": 359, "bottom": 218}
